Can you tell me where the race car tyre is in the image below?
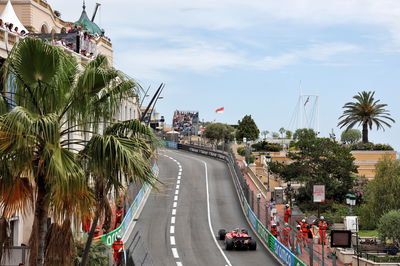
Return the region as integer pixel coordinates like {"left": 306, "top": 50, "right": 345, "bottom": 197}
{"left": 242, "top": 229, "right": 248, "bottom": 234}
{"left": 218, "top": 229, "right": 226, "bottom": 240}
{"left": 225, "top": 238, "right": 234, "bottom": 250}
{"left": 249, "top": 239, "right": 257, "bottom": 250}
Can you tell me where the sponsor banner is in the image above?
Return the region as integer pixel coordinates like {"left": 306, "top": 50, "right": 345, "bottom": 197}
{"left": 165, "top": 141, "right": 178, "bottom": 149}
{"left": 256, "top": 221, "right": 269, "bottom": 244}
{"left": 273, "top": 239, "right": 294, "bottom": 266}
{"left": 268, "top": 232, "right": 275, "bottom": 251}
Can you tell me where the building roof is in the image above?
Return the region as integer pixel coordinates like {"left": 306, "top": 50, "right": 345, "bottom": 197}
{"left": 0, "top": 0, "right": 28, "bottom": 32}
{"left": 75, "top": 1, "right": 103, "bottom": 35}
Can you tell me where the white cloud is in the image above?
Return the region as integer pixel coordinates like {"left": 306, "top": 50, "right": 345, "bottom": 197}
{"left": 50, "top": 0, "right": 400, "bottom": 42}
{"left": 115, "top": 41, "right": 360, "bottom": 81}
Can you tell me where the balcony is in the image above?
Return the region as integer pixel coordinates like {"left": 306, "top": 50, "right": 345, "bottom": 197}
{"left": 0, "top": 28, "right": 100, "bottom": 64}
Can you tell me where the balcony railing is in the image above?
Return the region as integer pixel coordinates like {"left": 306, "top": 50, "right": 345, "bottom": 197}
{"left": 0, "top": 29, "right": 97, "bottom": 63}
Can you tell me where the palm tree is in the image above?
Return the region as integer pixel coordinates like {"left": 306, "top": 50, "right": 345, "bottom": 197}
{"left": 0, "top": 38, "right": 157, "bottom": 266}
{"left": 79, "top": 120, "right": 158, "bottom": 266}
{"left": 338, "top": 91, "right": 395, "bottom": 143}
{"left": 279, "top": 127, "right": 286, "bottom": 139}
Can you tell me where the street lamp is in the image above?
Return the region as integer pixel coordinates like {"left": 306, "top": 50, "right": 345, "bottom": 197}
{"left": 264, "top": 155, "right": 272, "bottom": 192}
{"left": 345, "top": 193, "right": 356, "bottom": 215}
{"left": 346, "top": 193, "right": 359, "bottom": 266}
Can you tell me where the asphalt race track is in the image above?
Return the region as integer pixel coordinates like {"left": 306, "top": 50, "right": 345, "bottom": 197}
{"left": 126, "top": 149, "right": 280, "bottom": 266}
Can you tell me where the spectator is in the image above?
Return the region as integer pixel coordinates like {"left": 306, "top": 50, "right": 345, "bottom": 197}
{"left": 20, "top": 30, "right": 27, "bottom": 37}
{"left": 7, "top": 23, "right": 13, "bottom": 32}
{"left": 14, "top": 26, "right": 18, "bottom": 34}
{"left": 0, "top": 19, "right": 4, "bottom": 29}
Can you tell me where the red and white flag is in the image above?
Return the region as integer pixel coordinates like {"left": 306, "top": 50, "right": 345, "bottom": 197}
{"left": 215, "top": 107, "right": 224, "bottom": 114}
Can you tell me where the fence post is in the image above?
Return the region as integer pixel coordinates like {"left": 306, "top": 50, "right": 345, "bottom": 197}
{"left": 309, "top": 240, "right": 314, "bottom": 266}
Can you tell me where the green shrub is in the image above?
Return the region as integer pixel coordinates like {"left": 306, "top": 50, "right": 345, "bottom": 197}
{"left": 252, "top": 141, "right": 282, "bottom": 152}
{"left": 75, "top": 239, "right": 108, "bottom": 266}
{"left": 378, "top": 210, "right": 400, "bottom": 245}
{"left": 350, "top": 142, "right": 393, "bottom": 151}
{"left": 237, "top": 146, "right": 246, "bottom": 156}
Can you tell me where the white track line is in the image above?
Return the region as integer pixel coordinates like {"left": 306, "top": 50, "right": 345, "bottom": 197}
{"left": 172, "top": 248, "right": 179, "bottom": 258}
{"left": 203, "top": 161, "right": 233, "bottom": 266}
{"left": 164, "top": 154, "right": 183, "bottom": 265}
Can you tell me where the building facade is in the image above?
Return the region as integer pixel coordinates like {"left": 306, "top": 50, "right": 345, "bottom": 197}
{"left": 0, "top": 0, "right": 141, "bottom": 252}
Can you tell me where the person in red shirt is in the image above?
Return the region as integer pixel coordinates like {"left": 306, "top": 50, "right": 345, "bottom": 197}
{"left": 282, "top": 223, "right": 291, "bottom": 248}
{"left": 81, "top": 215, "right": 91, "bottom": 233}
{"left": 115, "top": 206, "right": 124, "bottom": 229}
{"left": 271, "top": 223, "right": 279, "bottom": 239}
{"left": 295, "top": 224, "right": 303, "bottom": 253}
{"left": 318, "top": 216, "right": 328, "bottom": 245}
{"left": 298, "top": 218, "right": 310, "bottom": 246}
{"left": 112, "top": 235, "right": 124, "bottom": 266}
{"left": 284, "top": 204, "right": 291, "bottom": 223}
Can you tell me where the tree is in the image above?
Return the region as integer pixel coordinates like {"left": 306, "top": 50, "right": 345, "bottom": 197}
{"left": 261, "top": 130, "right": 269, "bottom": 140}
{"left": 279, "top": 127, "right": 286, "bottom": 138}
{"left": 235, "top": 115, "right": 259, "bottom": 141}
{"left": 269, "top": 129, "right": 357, "bottom": 204}
{"left": 341, "top": 129, "right": 361, "bottom": 144}
{"left": 293, "top": 128, "right": 317, "bottom": 141}
{"left": 285, "top": 130, "right": 293, "bottom": 139}
{"left": 361, "top": 158, "right": 400, "bottom": 228}
{"left": 0, "top": 38, "right": 157, "bottom": 266}
{"left": 378, "top": 210, "right": 400, "bottom": 245}
{"left": 272, "top": 132, "right": 279, "bottom": 138}
{"left": 204, "top": 123, "right": 234, "bottom": 147}
{"left": 338, "top": 91, "right": 395, "bottom": 143}
{"left": 80, "top": 121, "right": 157, "bottom": 266}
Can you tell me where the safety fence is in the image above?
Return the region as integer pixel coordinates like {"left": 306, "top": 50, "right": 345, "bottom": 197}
{"left": 96, "top": 164, "right": 159, "bottom": 247}
{"left": 171, "top": 143, "right": 306, "bottom": 266}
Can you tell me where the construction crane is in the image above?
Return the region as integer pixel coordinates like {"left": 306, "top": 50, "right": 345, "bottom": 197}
{"left": 91, "top": 3, "right": 101, "bottom": 22}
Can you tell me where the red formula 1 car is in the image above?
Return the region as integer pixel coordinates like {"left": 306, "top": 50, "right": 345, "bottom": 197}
{"left": 218, "top": 228, "right": 257, "bottom": 250}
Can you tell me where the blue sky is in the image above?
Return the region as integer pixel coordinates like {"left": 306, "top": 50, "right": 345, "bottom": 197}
{"left": 50, "top": 0, "right": 400, "bottom": 151}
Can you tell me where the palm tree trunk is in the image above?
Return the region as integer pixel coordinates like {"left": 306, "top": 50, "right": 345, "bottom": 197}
{"left": 362, "top": 122, "right": 369, "bottom": 143}
{"left": 29, "top": 174, "right": 49, "bottom": 266}
{"left": 80, "top": 205, "right": 101, "bottom": 266}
